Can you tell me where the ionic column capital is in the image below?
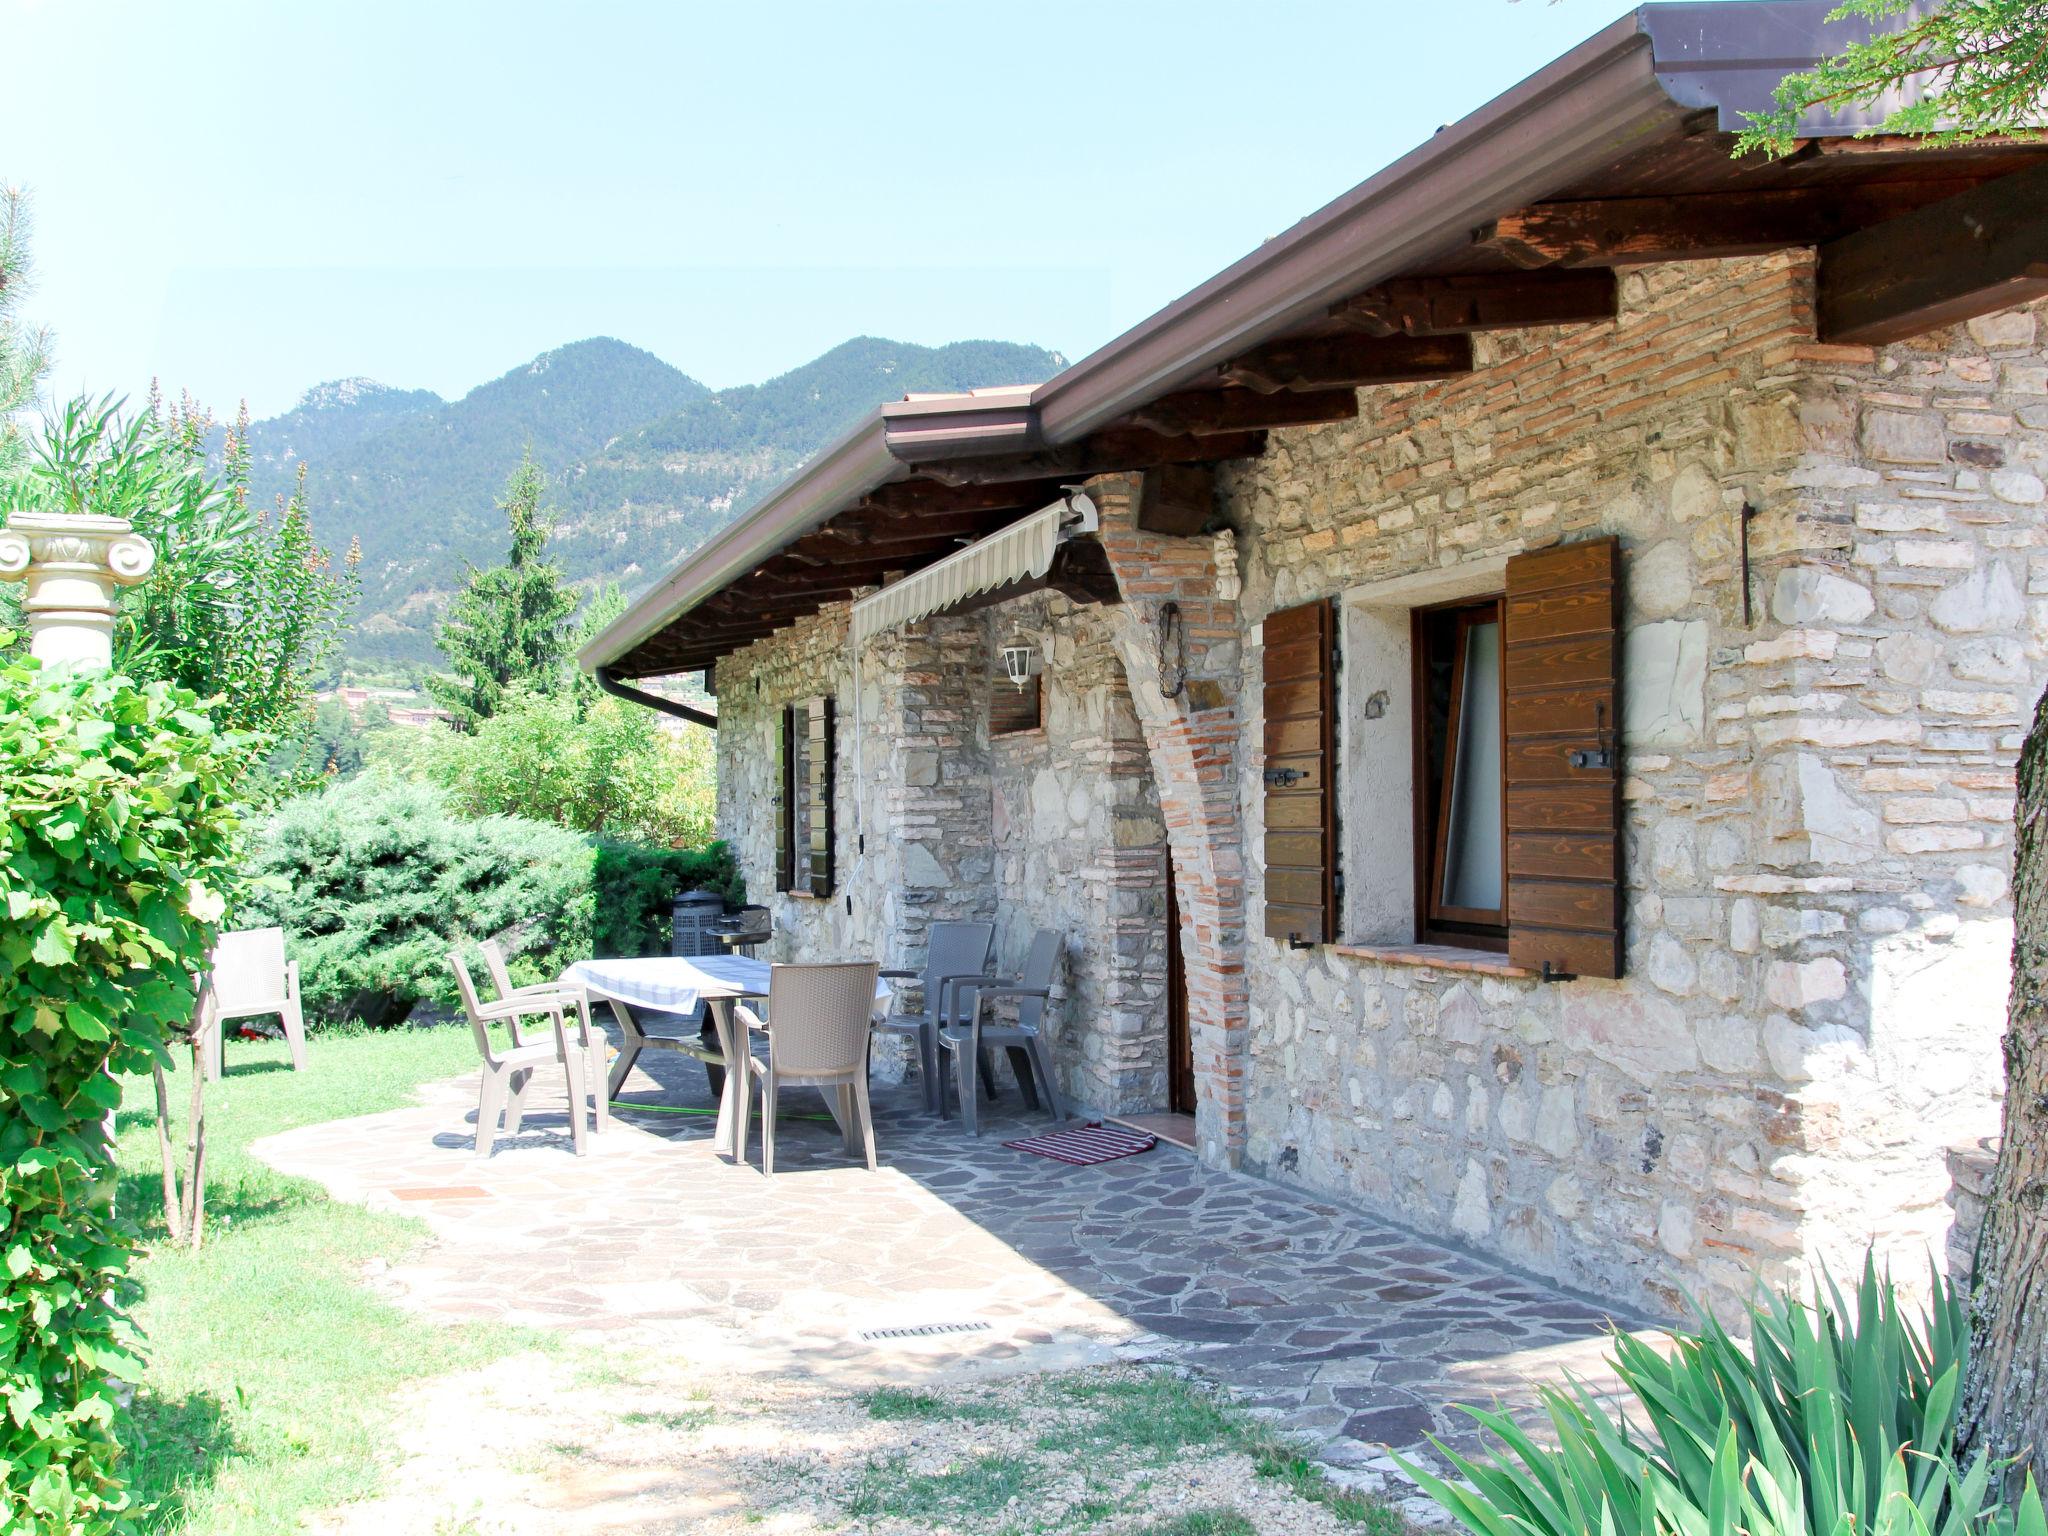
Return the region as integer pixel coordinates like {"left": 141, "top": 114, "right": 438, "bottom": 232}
{"left": 0, "top": 510, "right": 157, "bottom": 668}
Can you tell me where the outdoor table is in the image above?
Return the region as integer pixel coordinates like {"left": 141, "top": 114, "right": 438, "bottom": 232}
{"left": 561, "top": 955, "right": 889, "bottom": 1160}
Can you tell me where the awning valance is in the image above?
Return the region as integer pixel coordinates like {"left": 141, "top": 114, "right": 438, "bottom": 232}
{"left": 850, "top": 494, "right": 1093, "bottom": 648}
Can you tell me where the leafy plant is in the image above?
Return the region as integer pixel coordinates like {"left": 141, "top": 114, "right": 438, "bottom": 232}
{"left": 1736, "top": 0, "right": 2048, "bottom": 157}
{"left": 1404, "top": 1258, "right": 2048, "bottom": 1536}
{"left": 0, "top": 646, "right": 252, "bottom": 1533}
{"left": 407, "top": 685, "right": 715, "bottom": 848}
{"left": 14, "top": 393, "right": 356, "bottom": 771}
{"left": 239, "top": 776, "right": 736, "bottom": 1027}
{"left": 0, "top": 184, "right": 52, "bottom": 483}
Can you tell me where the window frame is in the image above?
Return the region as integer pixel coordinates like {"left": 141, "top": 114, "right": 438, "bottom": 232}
{"left": 1406, "top": 594, "right": 1509, "bottom": 954}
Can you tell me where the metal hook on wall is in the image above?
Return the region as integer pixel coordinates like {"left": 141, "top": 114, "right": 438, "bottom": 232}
{"left": 1158, "top": 600, "right": 1187, "bottom": 700}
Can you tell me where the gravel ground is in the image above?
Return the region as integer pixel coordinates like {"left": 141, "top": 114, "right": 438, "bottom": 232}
{"left": 310, "top": 1352, "right": 1424, "bottom": 1535}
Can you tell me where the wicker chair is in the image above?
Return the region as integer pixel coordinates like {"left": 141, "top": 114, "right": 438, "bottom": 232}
{"left": 938, "top": 928, "right": 1067, "bottom": 1136}
{"left": 874, "top": 921, "right": 995, "bottom": 1112}
{"left": 734, "top": 961, "right": 883, "bottom": 1175}
{"left": 448, "top": 948, "right": 601, "bottom": 1157}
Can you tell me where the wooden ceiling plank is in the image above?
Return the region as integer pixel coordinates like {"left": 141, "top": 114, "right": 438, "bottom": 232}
{"left": 1474, "top": 180, "right": 1995, "bottom": 268}
{"left": 1331, "top": 270, "right": 1618, "bottom": 336}
{"left": 917, "top": 428, "right": 1269, "bottom": 486}
{"left": 1818, "top": 161, "right": 2048, "bottom": 345}
{"left": 1123, "top": 386, "right": 1360, "bottom": 436}
{"left": 1223, "top": 333, "right": 1473, "bottom": 393}
{"left": 862, "top": 477, "right": 1068, "bottom": 515}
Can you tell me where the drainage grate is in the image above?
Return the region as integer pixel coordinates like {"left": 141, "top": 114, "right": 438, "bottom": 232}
{"left": 859, "top": 1321, "right": 993, "bottom": 1342}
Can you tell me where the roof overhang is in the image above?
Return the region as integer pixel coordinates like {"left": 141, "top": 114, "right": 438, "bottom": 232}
{"left": 584, "top": 0, "right": 2048, "bottom": 680}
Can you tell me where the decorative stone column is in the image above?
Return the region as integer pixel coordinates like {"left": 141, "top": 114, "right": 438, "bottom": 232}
{"left": 0, "top": 511, "right": 156, "bottom": 667}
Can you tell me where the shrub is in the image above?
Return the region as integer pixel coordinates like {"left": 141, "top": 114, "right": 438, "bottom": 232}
{"left": 0, "top": 652, "right": 251, "bottom": 1532}
{"left": 1405, "top": 1257, "right": 2048, "bottom": 1536}
{"left": 241, "top": 776, "right": 737, "bottom": 1026}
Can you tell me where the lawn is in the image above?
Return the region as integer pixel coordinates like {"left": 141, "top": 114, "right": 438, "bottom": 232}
{"left": 111, "top": 1026, "right": 537, "bottom": 1534}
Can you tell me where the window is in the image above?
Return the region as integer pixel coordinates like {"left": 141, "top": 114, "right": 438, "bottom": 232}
{"left": 990, "top": 672, "right": 1043, "bottom": 737}
{"left": 1415, "top": 598, "right": 1506, "bottom": 950}
{"left": 1265, "top": 537, "right": 1623, "bottom": 979}
{"left": 775, "top": 696, "right": 836, "bottom": 897}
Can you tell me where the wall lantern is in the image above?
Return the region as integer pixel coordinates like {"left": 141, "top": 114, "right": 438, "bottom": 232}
{"left": 1001, "top": 643, "right": 1041, "bottom": 691}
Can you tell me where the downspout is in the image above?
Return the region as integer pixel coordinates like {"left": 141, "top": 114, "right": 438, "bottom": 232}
{"left": 595, "top": 666, "right": 719, "bottom": 730}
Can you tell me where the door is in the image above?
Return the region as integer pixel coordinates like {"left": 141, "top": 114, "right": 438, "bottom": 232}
{"left": 1166, "top": 859, "right": 1195, "bottom": 1114}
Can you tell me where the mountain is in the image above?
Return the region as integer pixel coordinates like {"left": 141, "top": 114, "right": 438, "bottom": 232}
{"left": 246, "top": 335, "right": 1064, "bottom": 667}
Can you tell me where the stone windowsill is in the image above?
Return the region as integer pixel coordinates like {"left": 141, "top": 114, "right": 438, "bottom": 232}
{"left": 1327, "top": 940, "right": 1539, "bottom": 980}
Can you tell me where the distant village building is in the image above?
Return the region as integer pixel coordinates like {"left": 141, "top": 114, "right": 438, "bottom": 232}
{"left": 580, "top": 3, "right": 2048, "bottom": 1321}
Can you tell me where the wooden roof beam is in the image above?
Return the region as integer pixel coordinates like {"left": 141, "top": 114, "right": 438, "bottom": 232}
{"left": 1122, "top": 386, "right": 1359, "bottom": 436}
{"left": 1223, "top": 333, "right": 1473, "bottom": 393}
{"left": 1331, "top": 270, "right": 1618, "bottom": 336}
{"left": 916, "top": 427, "right": 1268, "bottom": 487}
{"left": 862, "top": 477, "right": 1069, "bottom": 515}
{"left": 1818, "top": 160, "right": 2048, "bottom": 345}
{"left": 1474, "top": 180, "right": 1994, "bottom": 268}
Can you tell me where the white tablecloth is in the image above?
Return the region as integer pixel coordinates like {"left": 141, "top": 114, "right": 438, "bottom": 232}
{"left": 563, "top": 955, "right": 890, "bottom": 1015}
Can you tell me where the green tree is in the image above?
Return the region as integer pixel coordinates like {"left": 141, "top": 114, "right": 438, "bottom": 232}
{"left": 1736, "top": 0, "right": 2048, "bottom": 1479}
{"left": 428, "top": 451, "right": 578, "bottom": 730}
{"left": 17, "top": 394, "right": 357, "bottom": 776}
{"left": 0, "top": 183, "right": 52, "bottom": 483}
{"left": 409, "top": 685, "right": 715, "bottom": 847}
{"left": 1736, "top": 0, "right": 2048, "bottom": 156}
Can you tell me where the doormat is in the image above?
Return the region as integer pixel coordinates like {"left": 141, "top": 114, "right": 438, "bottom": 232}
{"left": 1004, "top": 1121, "right": 1157, "bottom": 1166}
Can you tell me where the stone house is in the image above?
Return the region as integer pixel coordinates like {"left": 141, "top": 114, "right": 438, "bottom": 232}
{"left": 582, "top": 1, "right": 2048, "bottom": 1321}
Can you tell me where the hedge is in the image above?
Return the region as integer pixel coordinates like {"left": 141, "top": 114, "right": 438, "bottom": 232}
{"left": 240, "top": 775, "right": 738, "bottom": 1027}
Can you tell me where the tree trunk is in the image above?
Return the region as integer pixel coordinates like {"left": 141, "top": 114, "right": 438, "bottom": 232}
{"left": 151, "top": 1061, "right": 183, "bottom": 1245}
{"left": 182, "top": 1036, "right": 207, "bottom": 1250}
{"left": 1962, "top": 684, "right": 2048, "bottom": 1483}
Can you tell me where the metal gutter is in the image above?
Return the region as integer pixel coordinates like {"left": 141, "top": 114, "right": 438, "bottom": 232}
{"left": 1028, "top": 2, "right": 1873, "bottom": 445}
{"left": 594, "top": 666, "right": 719, "bottom": 730}
{"left": 576, "top": 408, "right": 902, "bottom": 671}
{"left": 583, "top": 0, "right": 1880, "bottom": 675}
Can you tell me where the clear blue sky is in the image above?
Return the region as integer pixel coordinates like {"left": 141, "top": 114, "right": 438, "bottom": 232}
{"left": 4, "top": 0, "right": 1686, "bottom": 421}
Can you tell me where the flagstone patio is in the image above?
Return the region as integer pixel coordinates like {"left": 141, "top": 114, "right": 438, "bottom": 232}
{"left": 256, "top": 1028, "right": 1652, "bottom": 1478}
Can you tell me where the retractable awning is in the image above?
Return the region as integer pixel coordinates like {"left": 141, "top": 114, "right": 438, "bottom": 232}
{"left": 850, "top": 493, "right": 1095, "bottom": 647}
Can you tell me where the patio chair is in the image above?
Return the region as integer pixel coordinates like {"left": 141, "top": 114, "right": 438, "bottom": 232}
{"left": 199, "top": 927, "right": 307, "bottom": 1080}
{"left": 733, "top": 961, "right": 883, "bottom": 1176}
{"left": 479, "top": 938, "right": 611, "bottom": 1133}
{"left": 937, "top": 927, "right": 1067, "bottom": 1136}
{"left": 448, "top": 948, "right": 599, "bottom": 1157}
{"left": 874, "top": 920, "right": 996, "bottom": 1113}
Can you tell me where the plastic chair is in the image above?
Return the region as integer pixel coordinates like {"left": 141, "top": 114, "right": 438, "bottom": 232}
{"left": 874, "top": 921, "right": 995, "bottom": 1112}
{"left": 734, "top": 961, "right": 883, "bottom": 1175}
{"left": 448, "top": 948, "right": 600, "bottom": 1157}
{"left": 938, "top": 928, "right": 1067, "bottom": 1136}
{"left": 478, "top": 938, "right": 611, "bottom": 1132}
{"left": 200, "top": 927, "right": 307, "bottom": 1079}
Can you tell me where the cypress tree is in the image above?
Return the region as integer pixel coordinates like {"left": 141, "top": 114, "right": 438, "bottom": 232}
{"left": 430, "top": 450, "right": 579, "bottom": 730}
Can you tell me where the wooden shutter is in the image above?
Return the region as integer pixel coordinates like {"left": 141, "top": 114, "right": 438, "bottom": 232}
{"left": 775, "top": 706, "right": 796, "bottom": 893}
{"left": 806, "top": 695, "right": 836, "bottom": 897}
{"left": 1263, "top": 599, "right": 1337, "bottom": 946}
{"left": 1504, "top": 536, "right": 1622, "bottom": 979}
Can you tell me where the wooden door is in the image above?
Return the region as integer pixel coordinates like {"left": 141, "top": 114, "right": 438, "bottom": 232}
{"left": 1166, "top": 862, "right": 1195, "bottom": 1115}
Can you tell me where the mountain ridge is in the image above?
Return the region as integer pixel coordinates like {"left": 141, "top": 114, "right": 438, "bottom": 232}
{"left": 239, "top": 335, "right": 1064, "bottom": 667}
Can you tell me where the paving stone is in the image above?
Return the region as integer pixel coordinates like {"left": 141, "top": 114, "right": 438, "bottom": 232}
{"left": 255, "top": 1041, "right": 1656, "bottom": 1456}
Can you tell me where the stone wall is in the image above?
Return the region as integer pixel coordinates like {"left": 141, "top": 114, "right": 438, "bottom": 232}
{"left": 712, "top": 588, "right": 1172, "bottom": 1112}
{"left": 1217, "top": 252, "right": 2042, "bottom": 1321}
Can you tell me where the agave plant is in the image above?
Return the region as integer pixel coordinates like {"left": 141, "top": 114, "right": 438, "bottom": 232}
{"left": 1402, "top": 1255, "right": 2046, "bottom": 1536}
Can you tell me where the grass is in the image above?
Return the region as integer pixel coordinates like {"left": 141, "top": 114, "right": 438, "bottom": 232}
{"left": 839, "top": 1371, "right": 1408, "bottom": 1535}
{"left": 863, "top": 1386, "right": 1008, "bottom": 1423}
{"left": 112, "top": 1025, "right": 541, "bottom": 1534}
{"left": 847, "top": 1451, "right": 1043, "bottom": 1529}
{"left": 1137, "top": 1513, "right": 1257, "bottom": 1536}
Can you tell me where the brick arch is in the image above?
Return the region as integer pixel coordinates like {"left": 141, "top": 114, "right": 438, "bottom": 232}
{"left": 1086, "top": 474, "right": 1251, "bottom": 1168}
